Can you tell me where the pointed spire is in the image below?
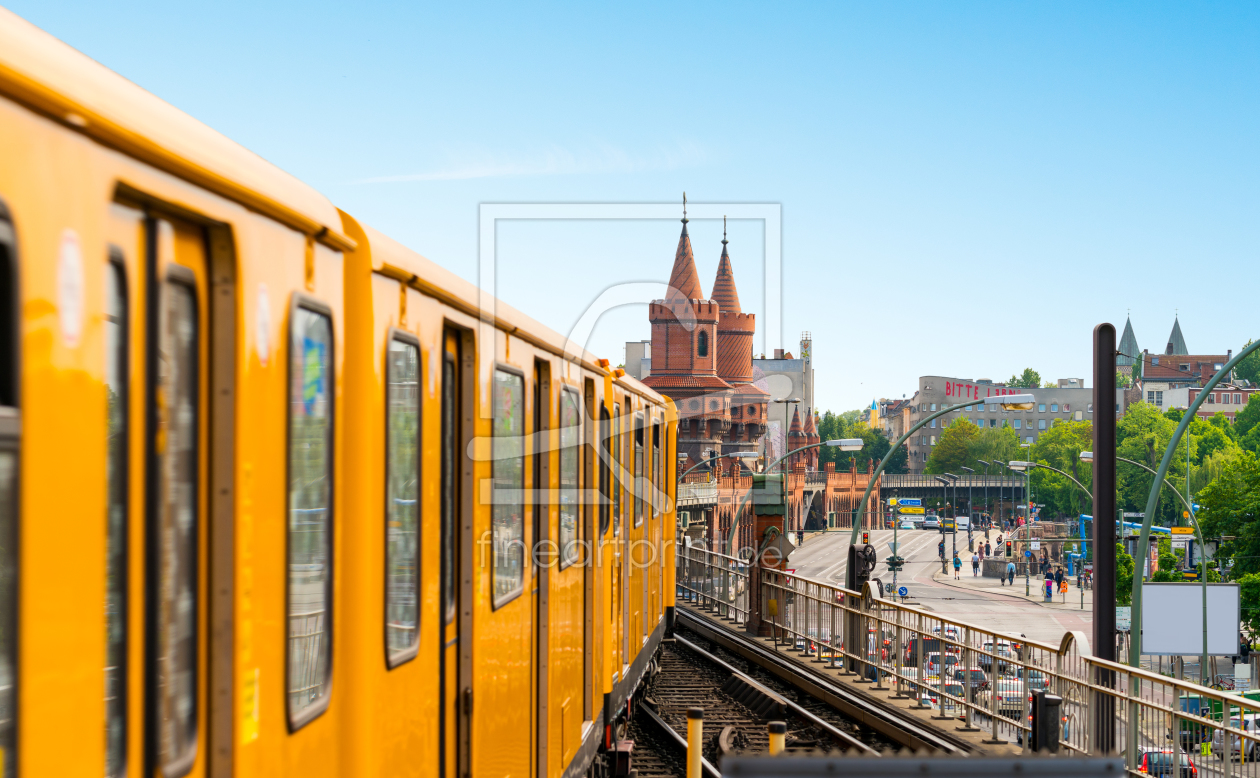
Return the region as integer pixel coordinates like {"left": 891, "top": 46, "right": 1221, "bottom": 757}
{"left": 665, "top": 193, "right": 703, "bottom": 302}
{"left": 711, "top": 215, "right": 742, "bottom": 314}
{"left": 788, "top": 406, "right": 804, "bottom": 438}
{"left": 1117, "top": 315, "right": 1140, "bottom": 366}
{"left": 1166, "top": 315, "right": 1188, "bottom": 356}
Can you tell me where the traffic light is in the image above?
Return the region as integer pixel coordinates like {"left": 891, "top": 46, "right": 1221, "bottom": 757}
{"left": 862, "top": 531, "right": 869, "bottom": 545}
{"left": 1006, "top": 540, "right": 1013, "bottom": 556}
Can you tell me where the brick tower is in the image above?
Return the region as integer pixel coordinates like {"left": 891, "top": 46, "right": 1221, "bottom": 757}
{"left": 804, "top": 407, "right": 820, "bottom": 469}
{"left": 643, "top": 201, "right": 731, "bottom": 462}
{"left": 711, "top": 217, "right": 768, "bottom": 455}
{"left": 786, "top": 406, "right": 807, "bottom": 469}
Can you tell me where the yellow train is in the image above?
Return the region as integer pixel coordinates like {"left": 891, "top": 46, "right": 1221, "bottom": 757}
{"left": 0, "top": 9, "right": 677, "bottom": 778}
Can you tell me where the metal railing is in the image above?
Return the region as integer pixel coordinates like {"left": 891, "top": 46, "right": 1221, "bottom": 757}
{"left": 675, "top": 541, "right": 750, "bottom": 624}
{"left": 677, "top": 483, "right": 719, "bottom": 507}
{"left": 676, "top": 541, "right": 1260, "bottom": 774}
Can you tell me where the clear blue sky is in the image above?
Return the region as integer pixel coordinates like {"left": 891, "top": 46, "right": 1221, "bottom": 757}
{"left": 12, "top": 1, "right": 1259, "bottom": 413}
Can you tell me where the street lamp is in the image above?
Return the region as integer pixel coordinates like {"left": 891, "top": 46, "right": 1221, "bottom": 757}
{"left": 960, "top": 466, "right": 975, "bottom": 547}
{"left": 1019, "top": 442, "right": 1032, "bottom": 523}
{"left": 977, "top": 460, "right": 991, "bottom": 524}
{"left": 1125, "top": 337, "right": 1260, "bottom": 671}
{"left": 846, "top": 393, "right": 1033, "bottom": 587}
{"left": 933, "top": 475, "right": 958, "bottom": 560}
{"left": 1081, "top": 449, "right": 1212, "bottom": 681}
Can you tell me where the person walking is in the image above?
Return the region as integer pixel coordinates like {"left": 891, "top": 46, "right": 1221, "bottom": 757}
{"left": 1043, "top": 571, "right": 1054, "bottom": 601}
{"left": 953, "top": 552, "right": 963, "bottom": 580}
{"left": 938, "top": 539, "right": 945, "bottom": 560}
{"left": 1053, "top": 566, "right": 1064, "bottom": 591}
{"left": 984, "top": 540, "right": 992, "bottom": 557}
{"left": 1006, "top": 560, "right": 1016, "bottom": 586}
{"left": 971, "top": 551, "right": 980, "bottom": 577}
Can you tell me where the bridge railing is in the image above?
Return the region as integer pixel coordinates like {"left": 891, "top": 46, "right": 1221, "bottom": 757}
{"left": 675, "top": 539, "right": 749, "bottom": 625}
{"left": 675, "top": 543, "right": 1260, "bottom": 770}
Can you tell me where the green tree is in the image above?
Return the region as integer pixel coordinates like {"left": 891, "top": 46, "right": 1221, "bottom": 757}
{"left": 1237, "top": 573, "right": 1260, "bottom": 635}
{"left": 816, "top": 411, "right": 907, "bottom": 474}
{"left": 924, "top": 418, "right": 980, "bottom": 474}
{"left": 1236, "top": 394, "right": 1260, "bottom": 439}
{"left": 1116, "top": 542, "right": 1135, "bottom": 606}
{"left": 1236, "top": 340, "right": 1260, "bottom": 386}
{"left": 1028, "top": 420, "right": 1093, "bottom": 519}
{"left": 1116, "top": 403, "right": 1185, "bottom": 525}
{"left": 1117, "top": 370, "right": 1133, "bottom": 388}
{"left": 1006, "top": 368, "right": 1043, "bottom": 388}
{"left": 1164, "top": 407, "right": 1185, "bottom": 423}
{"left": 1150, "top": 537, "right": 1183, "bottom": 582}
{"left": 1197, "top": 450, "right": 1260, "bottom": 577}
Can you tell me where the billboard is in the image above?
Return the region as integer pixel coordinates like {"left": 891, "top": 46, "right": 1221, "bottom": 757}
{"left": 1140, "top": 583, "right": 1240, "bottom": 656}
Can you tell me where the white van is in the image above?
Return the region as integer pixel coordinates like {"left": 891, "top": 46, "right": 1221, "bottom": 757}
{"left": 955, "top": 516, "right": 970, "bottom": 531}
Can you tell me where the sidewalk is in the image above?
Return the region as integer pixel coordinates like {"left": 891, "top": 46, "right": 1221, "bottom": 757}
{"left": 931, "top": 565, "right": 1093, "bottom": 612}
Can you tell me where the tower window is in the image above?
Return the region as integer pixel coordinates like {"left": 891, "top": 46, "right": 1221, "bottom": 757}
{"left": 697, "top": 330, "right": 708, "bottom": 357}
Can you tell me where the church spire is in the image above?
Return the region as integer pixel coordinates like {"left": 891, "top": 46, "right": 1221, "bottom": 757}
{"left": 1166, "top": 314, "right": 1188, "bottom": 356}
{"left": 665, "top": 192, "right": 703, "bottom": 302}
{"left": 710, "top": 215, "right": 742, "bottom": 314}
{"left": 1117, "top": 314, "right": 1140, "bottom": 366}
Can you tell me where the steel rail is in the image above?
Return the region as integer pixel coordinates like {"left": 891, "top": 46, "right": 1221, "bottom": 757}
{"left": 672, "top": 634, "right": 877, "bottom": 755}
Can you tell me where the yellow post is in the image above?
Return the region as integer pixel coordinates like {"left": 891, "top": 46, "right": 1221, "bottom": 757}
{"left": 687, "top": 708, "right": 704, "bottom": 778}
{"left": 768, "top": 721, "right": 787, "bottom": 755}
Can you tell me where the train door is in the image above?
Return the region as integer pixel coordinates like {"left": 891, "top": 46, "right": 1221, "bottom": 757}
{"left": 440, "top": 328, "right": 472, "bottom": 778}
{"left": 106, "top": 205, "right": 217, "bottom": 778}
{"left": 531, "top": 361, "right": 550, "bottom": 778}
{"left": 612, "top": 402, "right": 623, "bottom": 674}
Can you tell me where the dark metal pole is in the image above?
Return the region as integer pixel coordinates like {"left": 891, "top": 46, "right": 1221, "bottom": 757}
{"left": 1092, "top": 323, "right": 1117, "bottom": 753}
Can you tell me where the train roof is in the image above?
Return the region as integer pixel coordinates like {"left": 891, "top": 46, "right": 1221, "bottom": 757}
{"left": 345, "top": 215, "right": 665, "bottom": 405}
{"left": 0, "top": 8, "right": 353, "bottom": 252}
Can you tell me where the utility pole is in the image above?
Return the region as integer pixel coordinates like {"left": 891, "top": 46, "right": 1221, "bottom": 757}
{"left": 1092, "top": 323, "right": 1117, "bottom": 753}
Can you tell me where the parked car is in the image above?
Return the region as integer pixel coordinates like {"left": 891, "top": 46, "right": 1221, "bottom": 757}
{"left": 1014, "top": 667, "right": 1050, "bottom": 689}
{"left": 978, "top": 640, "right": 1013, "bottom": 672}
{"left": 1137, "top": 749, "right": 1198, "bottom": 777}
{"left": 925, "top": 652, "right": 961, "bottom": 675}
{"left": 976, "top": 680, "right": 1028, "bottom": 719}
{"left": 1213, "top": 714, "right": 1260, "bottom": 762}
{"left": 951, "top": 666, "right": 991, "bottom": 698}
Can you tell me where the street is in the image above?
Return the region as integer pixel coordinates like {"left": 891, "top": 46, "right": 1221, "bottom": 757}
{"left": 789, "top": 526, "right": 1094, "bottom": 650}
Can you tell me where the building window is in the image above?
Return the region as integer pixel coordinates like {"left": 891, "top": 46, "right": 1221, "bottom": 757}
{"left": 930, "top": 436, "right": 936, "bottom": 446}
{"left": 1026, "top": 436, "right": 1034, "bottom": 444}
{"left": 1153, "top": 358, "right": 1160, "bottom": 366}
{"left": 1075, "top": 410, "right": 1083, "bottom": 421}
{"left": 988, "top": 404, "right": 997, "bottom": 413}
{"left": 1013, "top": 419, "right": 1022, "bottom": 429}
{"left": 1213, "top": 393, "right": 1219, "bottom": 404}
{"left": 1087, "top": 404, "right": 1093, "bottom": 413}
{"left": 1038, "top": 419, "right": 1046, "bottom": 430}
{"left": 1063, "top": 404, "right": 1071, "bottom": 412}
{"left": 1038, "top": 403, "right": 1046, "bottom": 412}
{"left": 1235, "top": 394, "right": 1242, "bottom": 404}
{"left": 930, "top": 419, "right": 936, "bottom": 428}
{"left": 1050, "top": 404, "right": 1058, "bottom": 413}
{"left": 930, "top": 403, "right": 937, "bottom": 411}
{"left": 989, "top": 419, "right": 996, "bottom": 428}
{"left": 696, "top": 330, "right": 708, "bottom": 357}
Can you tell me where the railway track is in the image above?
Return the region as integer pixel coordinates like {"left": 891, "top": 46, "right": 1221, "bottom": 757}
{"left": 621, "top": 610, "right": 976, "bottom": 776}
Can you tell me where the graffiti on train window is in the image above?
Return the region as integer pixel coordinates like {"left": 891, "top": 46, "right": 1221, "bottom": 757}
{"left": 492, "top": 368, "right": 524, "bottom": 606}
{"left": 385, "top": 336, "right": 420, "bottom": 665}
{"left": 287, "top": 304, "right": 333, "bottom": 726}
{"left": 559, "top": 389, "right": 580, "bottom": 568}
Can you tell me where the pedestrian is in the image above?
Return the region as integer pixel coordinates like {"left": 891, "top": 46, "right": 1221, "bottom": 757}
{"left": 1053, "top": 566, "right": 1064, "bottom": 591}
{"left": 971, "top": 551, "right": 980, "bottom": 577}
{"left": 1043, "top": 571, "right": 1054, "bottom": 601}
{"left": 797, "top": 529, "right": 804, "bottom": 546}
{"left": 984, "top": 540, "right": 991, "bottom": 557}
{"left": 938, "top": 540, "right": 945, "bottom": 560}
{"left": 953, "top": 552, "right": 962, "bottom": 580}
{"left": 1005, "top": 559, "right": 1016, "bottom": 586}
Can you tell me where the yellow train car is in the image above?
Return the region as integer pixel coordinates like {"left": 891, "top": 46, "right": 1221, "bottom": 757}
{"left": 0, "top": 8, "right": 678, "bottom": 778}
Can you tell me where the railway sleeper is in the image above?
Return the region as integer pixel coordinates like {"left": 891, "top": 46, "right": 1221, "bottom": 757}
{"left": 718, "top": 674, "right": 788, "bottom": 720}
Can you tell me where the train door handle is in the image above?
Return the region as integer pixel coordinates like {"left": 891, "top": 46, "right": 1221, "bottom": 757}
{"left": 463, "top": 687, "right": 472, "bottom": 715}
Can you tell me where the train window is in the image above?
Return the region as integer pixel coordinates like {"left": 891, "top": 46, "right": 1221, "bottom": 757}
{"left": 598, "top": 406, "right": 610, "bottom": 536}
{"left": 105, "top": 257, "right": 127, "bottom": 777}
{"left": 156, "top": 279, "right": 198, "bottom": 773}
{"left": 385, "top": 335, "right": 420, "bottom": 665}
{"left": 286, "top": 303, "right": 333, "bottom": 727}
{"left": 491, "top": 368, "right": 525, "bottom": 606}
{"left": 612, "top": 405, "right": 621, "bottom": 536}
{"left": 559, "top": 389, "right": 580, "bottom": 568}
{"left": 652, "top": 421, "right": 660, "bottom": 518}
{"left": 0, "top": 214, "right": 16, "bottom": 778}
{"left": 634, "top": 414, "right": 643, "bottom": 528}
{"left": 441, "top": 353, "right": 456, "bottom": 623}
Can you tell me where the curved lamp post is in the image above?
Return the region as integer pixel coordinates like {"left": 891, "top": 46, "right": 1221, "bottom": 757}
{"left": 1126, "top": 338, "right": 1260, "bottom": 670}
{"left": 977, "top": 459, "right": 992, "bottom": 523}
{"left": 1080, "top": 450, "right": 1212, "bottom": 680}
{"left": 725, "top": 439, "right": 863, "bottom": 551}
{"left": 849, "top": 394, "right": 1037, "bottom": 547}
